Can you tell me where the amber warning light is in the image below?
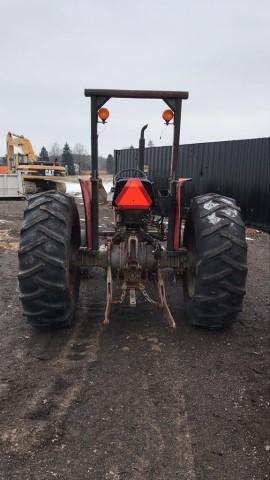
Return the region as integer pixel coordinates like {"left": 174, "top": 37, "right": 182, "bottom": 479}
{"left": 115, "top": 179, "right": 152, "bottom": 210}
{"left": 98, "top": 107, "right": 110, "bottom": 123}
{"left": 162, "top": 109, "right": 174, "bottom": 124}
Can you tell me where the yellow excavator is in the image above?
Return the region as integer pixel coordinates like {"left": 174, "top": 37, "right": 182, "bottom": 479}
{"left": 2, "top": 132, "right": 66, "bottom": 195}
{"left": 6, "top": 132, "right": 36, "bottom": 170}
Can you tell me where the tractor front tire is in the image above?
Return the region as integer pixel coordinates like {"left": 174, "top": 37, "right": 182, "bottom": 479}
{"left": 183, "top": 193, "right": 247, "bottom": 329}
{"left": 18, "top": 191, "right": 81, "bottom": 328}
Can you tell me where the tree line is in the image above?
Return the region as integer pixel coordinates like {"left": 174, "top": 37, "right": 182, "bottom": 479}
{"left": 38, "top": 138, "right": 155, "bottom": 175}
{"left": 38, "top": 142, "right": 114, "bottom": 175}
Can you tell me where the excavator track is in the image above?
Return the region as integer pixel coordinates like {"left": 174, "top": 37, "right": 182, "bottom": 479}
{"left": 23, "top": 179, "right": 66, "bottom": 195}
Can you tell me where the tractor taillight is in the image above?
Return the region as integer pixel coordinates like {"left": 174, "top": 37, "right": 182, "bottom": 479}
{"left": 115, "top": 179, "right": 152, "bottom": 210}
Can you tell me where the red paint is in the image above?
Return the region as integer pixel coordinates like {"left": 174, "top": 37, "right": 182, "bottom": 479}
{"left": 0, "top": 166, "right": 9, "bottom": 174}
{"left": 174, "top": 178, "right": 192, "bottom": 249}
{"left": 79, "top": 176, "right": 92, "bottom": 249}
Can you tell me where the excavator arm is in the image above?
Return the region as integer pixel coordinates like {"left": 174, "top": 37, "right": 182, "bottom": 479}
{"left": 6, "top": 132, "right": 36, "bottom": 170}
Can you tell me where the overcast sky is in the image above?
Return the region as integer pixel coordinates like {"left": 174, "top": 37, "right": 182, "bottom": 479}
{"left": 0, "top": 0, "right": 269, "bottom": 157}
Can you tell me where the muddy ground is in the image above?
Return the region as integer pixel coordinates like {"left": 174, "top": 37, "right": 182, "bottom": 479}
{"left": 0, "top": 198, "right": 269, "bottom": 480}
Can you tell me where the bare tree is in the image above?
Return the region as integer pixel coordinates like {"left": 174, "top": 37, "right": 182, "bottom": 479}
{"left": 73, "top": 143, "right": 87, "bottom": 156}
{"left": 73, "top": 143, "right": 88, "bottom": 174}
{"left": 49, "top": 142, "right": 62, "bottom": 159}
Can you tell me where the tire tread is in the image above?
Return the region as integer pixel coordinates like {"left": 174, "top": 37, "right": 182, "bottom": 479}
{"left": 18, "top": 191, "right": 80, "bottom": 328}
{"left": 183, "top": 193, "right": 247, "bottom": 329}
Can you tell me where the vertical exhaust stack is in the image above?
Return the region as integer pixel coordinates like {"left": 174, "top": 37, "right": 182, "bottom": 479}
{"left": 138, "top": 124, "right": 148, "bottom": 172}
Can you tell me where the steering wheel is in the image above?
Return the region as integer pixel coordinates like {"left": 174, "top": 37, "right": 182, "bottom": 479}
{"left": 114, "top": 168, "right": 147, "bottom": 182}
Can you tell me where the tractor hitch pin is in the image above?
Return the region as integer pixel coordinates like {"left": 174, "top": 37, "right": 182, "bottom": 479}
{"left": 129, "top": 288, "right": 136, "bottom": 306}
{"left": 103, "top": 269, "right": 176, "bottom": 328}
{"left": 103, "top": 241, "right": 175, "bottom": 328}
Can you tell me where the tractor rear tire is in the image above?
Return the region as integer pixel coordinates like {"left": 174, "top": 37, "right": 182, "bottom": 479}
{"left": 18, "top": 190, "right": 81, "bottom": 328}
{"left": 183, "top": 193, "right": 247, "bottom": 329}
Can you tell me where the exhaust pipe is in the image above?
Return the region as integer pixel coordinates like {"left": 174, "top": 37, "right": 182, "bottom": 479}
{"left": 138, "top": 124, "right": 148, "bottom": 172}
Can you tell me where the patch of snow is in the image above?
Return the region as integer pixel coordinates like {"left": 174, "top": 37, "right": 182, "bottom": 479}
{"left": 65, "top": 180, "right": 113, "bottom": 196}
{"left": 246, "top": 237, "right": 254, "bottom": 241}
{"left": 65, "top": 182, "right": 82, "bottom": 196}
{"left": 223, "top": 208, "right": 237, "bottom": 218}
{"left": 204, "top": 200, "right": 219, "bottom": 210}
{"left": 104, "top": 181, "right": 113, "bottom": 192}
{"left": 208, "top": 212, "right": 221, "bottom": 224}
{"left": 66, "top": 180, "right": 113, "bottom": 201}
{"left": 107, "top": 191, "right": 113, "bottom": 202}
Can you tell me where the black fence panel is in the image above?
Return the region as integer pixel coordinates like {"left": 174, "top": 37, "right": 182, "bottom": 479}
{"left": 114, "top": 137, "right": 270, "bottom": 230}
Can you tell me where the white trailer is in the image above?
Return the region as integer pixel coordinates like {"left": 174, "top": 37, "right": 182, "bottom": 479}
{"left": 0, "top": 171, "right": 25, "bottom": 198}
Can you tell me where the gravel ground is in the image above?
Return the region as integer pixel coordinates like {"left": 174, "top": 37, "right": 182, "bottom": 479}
{"left": 0, "top": 198, "right": 269, "bottom": 480}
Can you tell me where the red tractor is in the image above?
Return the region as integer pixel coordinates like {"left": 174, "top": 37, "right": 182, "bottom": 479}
{"left": 18, "top": 89, "right": 247, "bottom": 330}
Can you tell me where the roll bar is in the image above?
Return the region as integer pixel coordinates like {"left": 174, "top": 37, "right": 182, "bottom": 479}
{"left": 84, "top": 89, "right": 189, "bottom": 251}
